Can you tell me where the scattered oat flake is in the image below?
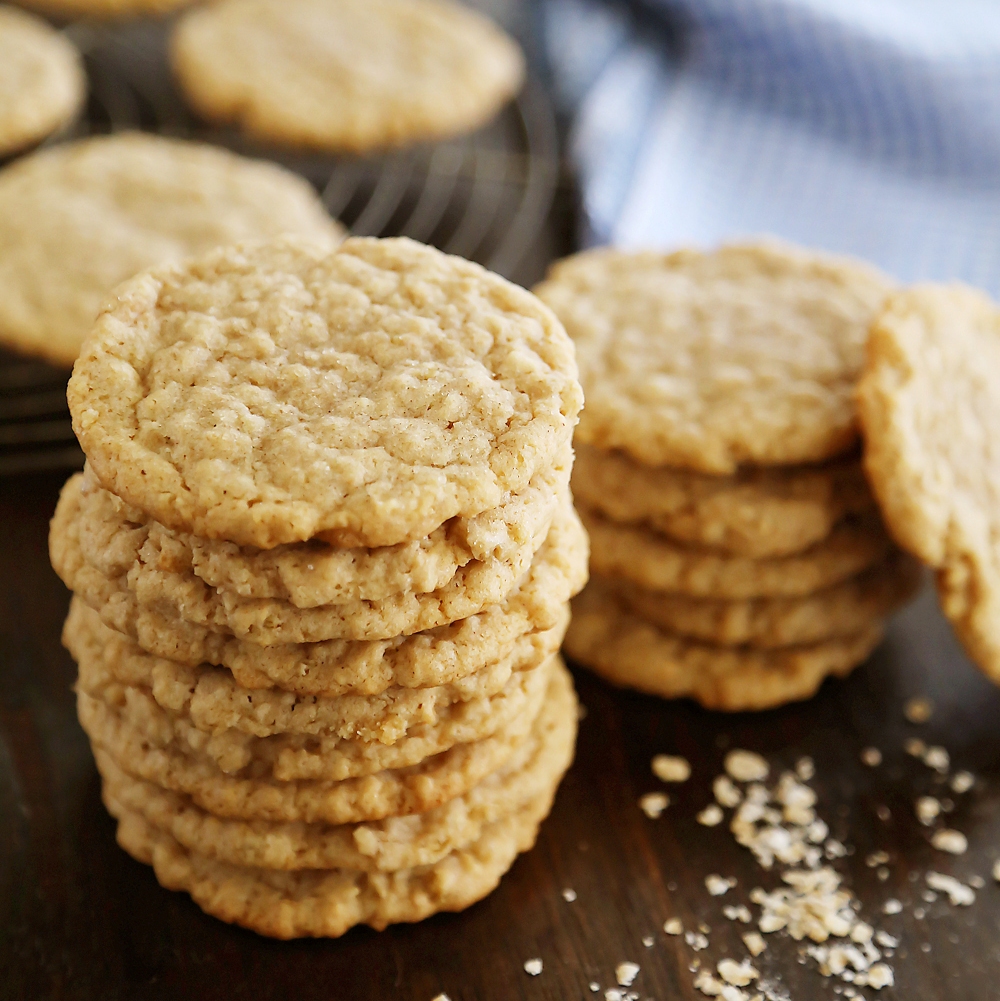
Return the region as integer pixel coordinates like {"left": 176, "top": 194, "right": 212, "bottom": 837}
{"left": 926, "top": 871, "right": 975, "bottom": 906}
{"left": 882, "top": 898, "right": 902, "bottom": 915}
{"left": 950, "top": 770, "right": 974, "bottom": 794}
{"left": 615, "top": 963, "right": 640, "bottom": 987}
{"left": 915, "top": 796, "right": 940, "bottom": 826}
{"left": 706, "top": 874, "right": 735, "bottom": 896}
{"left": 743, "top": 931, "right": 767, "bottom": 957}
{"left": 686, "top": 930, "right": 710, "bottom": 951}
{"left": 724, "top": 904, "right": 752, "bottom": 923}
{"left": 523, "top": 958, "right": 542, "bottom": 976}
{"left": 698, "top": 804, "right": 725, "bottom": 827}
{"left": 725, "top": 750, "right": 770, "bottom": 783}
{"left": 923, "top": 746, "right": 950, "bottom": 773}
{"left": 904, "top": 738, "right": 927, "bottom": 758}
{"left": 825, "top": 839, "right": 847, "bottom": 859}
{"left": 860, "top": 747, "right": 882, "bottom": 767}
{"left": 866, "top": 850, "right": 889, "bottom": 868}
{"left": 639, "top": 792, "right": 670, "bottom": 818}
{"left": 652, "top": 754, "right": 691, "bottom": 783}
{"left": 562, "top": 888, "right": 577, "bottom": 902}
{"left": 714, "top": 775, "right": 743, "bottom": 808}
{"left": 642, "top": 935, "right": 654, "bottom": 948}
{"left": 717, "top": 959, "right": 759, "bottom": 986}
{"left": 904, "top": 696, "right": 934, "bottom": 723}
{"left": 664, "top": 917, "right": 683, "bottom": 935}
{"left": 865, "top": 963, "right": 895, "bottom": 989}
{"left": 589, "top": 982, "right": 600, "bottom": 993}
{"left": 970, "top": 875, "right": 986, "bottom": 889}
{"left": 931, "top": 829, "right": 968, "bottom": 855}
{"left": 875, "top": 930, "right": 898, "bottom": 948}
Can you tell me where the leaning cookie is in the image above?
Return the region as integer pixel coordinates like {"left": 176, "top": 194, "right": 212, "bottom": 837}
{"left": 171, "top": 0, "right": 524, "bottom": 153}
{"left": 857, "top": 284, "right": 1000, "bottom": 683}
{"left": 0, "top": 6, "right": 84, "bottom": 158}
{"left": 0, "top": 133, "right": 344, "bottom": 366}
{"left": 564, "top": 587, "right": 882, "bottom": 711}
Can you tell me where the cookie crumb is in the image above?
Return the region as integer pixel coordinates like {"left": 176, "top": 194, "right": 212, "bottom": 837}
{"left": 874, "top": 930, "right": 898, "bottom": 948}
{"left": 724, "top": 750, "right": 769, "bottom": 783}
{"left": 796, "top": 757, "right": 815, "bottom": 781}
{"left": 877, "top": 867, "right": 890, "bottom": 882}
{"left": 930, "top": 829, "right": 968, "bottom": 855}
{"left": 723, "top": 905, "right": 752, "bottom": 923}
{"left": 920, "top": 942, "right": 931, "bottom": 953}
{"left": 589, "top": 982, "right": 600, "bottom": 992}
{"left": 616, "top": 962, "right": 640, "bottom": 987}
{"left": 926, "top": 871, "right": 975, "bottom": 906}
{"left": 876, "top": 804, "right": 892, "bottom": 822}
{"left": 950, "top": 770, "right": 974, "bottom": 794}
{"left": 640, "top": 792, "right": 670, "bottom": 819}
{"left": 664, "top": 918, "right": 683, "bottom": 935}
{"left": 652, "top": 754, "right": 691, "bottom": 783}
{"left": 904, "top": 738, "right": 926, "bottom": 758}
{"left": 713, "top": 775, "right": 743, "bottom": 808}
{"left": 882, "top": 899, "right": 902, "bottom": 915}
{"left": 698, "top": 804, "right": 725, "bottom": 827}
{"left": 431, "top": 994, "right": 451, "bottom": 1001}
{"left": 524, "top": 958, "right": 543, "bottom": 976}
{"left": 915, "top": 796, "right": 940, "bottom": 826}
{"left": 860, "top": 747, "right": 882, "bottom": 767}
{"left": 865, "top": 850, "right": 889, "bottom": 868}
{"left": 717, "top": 959, "right": 758, "bottom": 987}
{"left": 685, "top": 930, "right": 710, "bottom": 951}
{"left": 562, "top": 888, "right": 577, "bottom": 902}
{"left": 904, "top": 697, "right": 934, "bottom": 724}
{"left": 970, "top": 875, "right": 986, "bottom": 889}
{"left": 706, "top": 874, "right": 735, "bottom": 896}
{"left": 865, "top": 963, "right": 895, "bottom": 989}
{"left": 923, "top": 746, "right": 950, "bottom": 774}
{"left": 642, "top": 935, "right": 654, "bottom": 948}
{"left": 742, "top": 931, "right": 766, "bottom": 957}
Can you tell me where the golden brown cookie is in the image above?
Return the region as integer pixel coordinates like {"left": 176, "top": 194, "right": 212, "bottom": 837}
{"left": 564, "top": 588, "right": 882, "bottom": 711}
{"left": 0, "top": 6, "right": 83, "bottom": 158}
{"left": 68, "top": 236, "right": 581, "bottom": 547}
{"left": 857, "top": 284, "right": 1000, "bottom": 683}
{"left": 571, "top": 444, "right": 873, "bottom": 558}
{"left": 534, "top": 242, "right": 892, "bottom": 474}
{"left": 171, "top": 0, "right": 524, "bottom": 153}
{"left": 581, "top": 504, "right": 892, "bottom": 599}
{"left": 0, "top": 134, "right": 343, "bottom": 367}
{"left": 94, "top": 659, "right": 575, "bottom": 873}
{"left": 78, "top": 657, "right": 571, "bottom": 825}
{"left": 52, "top": 475, "right": 587, "bottom": 644}
{"left": 602, "top": 549, "right": 920, "bottom": 648}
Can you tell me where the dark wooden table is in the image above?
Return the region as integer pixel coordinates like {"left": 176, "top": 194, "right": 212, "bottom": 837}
{"left": 3, "top": 471, "right": 1000, "bottom": 1001}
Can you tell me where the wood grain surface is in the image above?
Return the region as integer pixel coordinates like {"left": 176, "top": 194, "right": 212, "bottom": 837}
{"left": 3, "top": 472, "right": 1000, "bottom": 1001}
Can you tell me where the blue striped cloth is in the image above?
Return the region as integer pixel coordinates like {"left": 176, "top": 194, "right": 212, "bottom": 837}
{"left": 540, "top": 0, "right": 1000, "bottom": 293}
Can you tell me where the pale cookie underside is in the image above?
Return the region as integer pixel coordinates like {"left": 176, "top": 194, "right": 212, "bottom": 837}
{"left": 94, "top": 659, "right": 575, "bottom": 872}
{"left": 52, "top": 479, "right": 586, "bottom": 644}
{"left": 66, "top": 596, "right": 562, "bottom": 744}
{"left": 73, "top": 450, "right": 568, "bottom": 607}
{"left": 571, "top": 444, "right": 873, "bottom": 558}
{"left": 0, "top": 7, "right": 84, "bottom": 159}
{"left": 857, "top": 284, "right": 1000, "bottom": 683}
{"left": 581, "top": 505, "right": 891, "bottom": 599}
{"left": 0, "top": 134, "right": 343, "bottom": 367}
{"left": 75, "top": 640, "right": 553, "bottom": 782}
{"left": 69, "top": 236, "right": 581, "bottom": 547}
{"left": 171, "top": 0, "right": 525, "bottom": 153}
{"left": 78, "top": 658, "right": 570, "bottom": 825}
{"left": 112, "top": 788, "right": 551, "bottom": 938}
{"left": 564, "top": 588, "right": 882, "bottom": 711}
{"left": 609, "top": 549, "right": 921, "bottom": 648}
{"left": 535, "top": 242, "right": 892, "bottom": 474}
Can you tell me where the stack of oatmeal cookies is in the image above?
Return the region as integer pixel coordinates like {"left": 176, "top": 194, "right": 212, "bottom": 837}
{"left": 536, "top": 242, "right": 920, "bottom": 711}
{"left": 50, "top": 235, "right": 586, "bottom": 938}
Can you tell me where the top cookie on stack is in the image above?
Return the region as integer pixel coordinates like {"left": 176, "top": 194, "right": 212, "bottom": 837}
{"left": 536, "top": 242, "right": 921, "bottom": 711}
{"left": 53, "top": 235, "right": 587, "bottom": 938}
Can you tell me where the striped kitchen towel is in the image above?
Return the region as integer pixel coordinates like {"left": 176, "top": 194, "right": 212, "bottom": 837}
{"left": 540, "top": 0, "right": 1000, "bottom": 293}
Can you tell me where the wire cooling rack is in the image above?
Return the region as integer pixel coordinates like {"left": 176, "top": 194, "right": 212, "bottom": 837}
{"left": 0, "top": 14, "right": 561, "bottom": 476}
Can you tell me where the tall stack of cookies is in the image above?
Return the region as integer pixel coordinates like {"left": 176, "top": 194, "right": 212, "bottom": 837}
{"left": 536, "top": 243, "right": 920, "bottom": 711}
{"left": 50, "top": 236, "right": 587, "bottom": 938}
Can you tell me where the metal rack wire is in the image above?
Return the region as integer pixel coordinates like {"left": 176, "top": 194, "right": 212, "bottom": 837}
{"left": 0, "top": 15, "right": 561, "bottom": 476}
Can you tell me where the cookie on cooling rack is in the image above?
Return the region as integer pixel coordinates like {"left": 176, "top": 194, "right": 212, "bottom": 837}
{"left": 0, "top": 132, "right": 344, "bottom": 367}
{"left": 0, "top": 6, "right": 84, "bottom": 158}
{"left": 170, "top": 0, "right": 525, "bottom": 153}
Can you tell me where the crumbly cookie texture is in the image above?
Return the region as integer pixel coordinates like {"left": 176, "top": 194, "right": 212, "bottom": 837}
{"left": 52, "top": 477, "right": 586, "bottom": 644}
{"left": 857, "top": 284, "right": 1000, "bottom": 682}
{"left": 170, "top": 0, "right": 524, "bottom": 153}
{"left": 581, "top": 505, "right": 891, "bottom": 600}
{"left": 74, "top": 450, "right": 568, "bottom": 608}
{"left": 69, "top": 236, "right": 581, "bottom": 547}
{"left": 572, "top": 444, "right": 873, "bottom": 559}
{"left": 78, "top": 657, "right": 570, "bottom": 825}
{"left": 111, "top": 788, "right": 550, "bottom": 939}
{"left": 65, "top": 596, "right": 562, "bottom": 745}
{"left": 602, "top": 549, "right": 920, "bottom": 649}
{"left": 0, "top": 134, "right": 343, "bottom": 367}
{"left": 94, "top": 661, "right": 575, "bottom": 873}
{"left": 534, "top": 242, "right": 892, "bottom": 474}
{"left": 0, "top": 7, "right": 84, "bottom": 159}
{"left": 564, "top": 588, "right": 882, "bottom": 711}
